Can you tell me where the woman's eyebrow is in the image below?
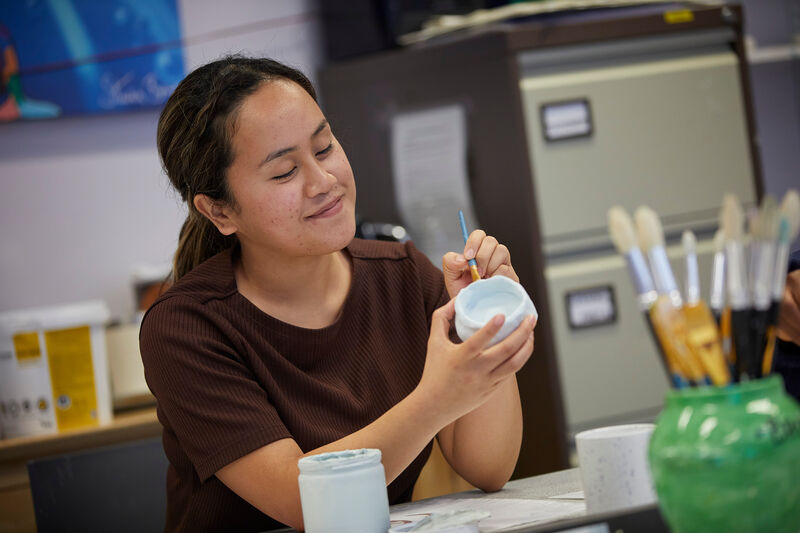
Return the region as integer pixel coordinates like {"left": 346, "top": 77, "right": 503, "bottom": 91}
{"left": 261, "top": 119, "right": 330, "bottom": 166}
{"left": 311, "top": 119, "right": 328, "bottom": 137}
{"left": 262, "top": 146, "right": 296, "bottom": 165}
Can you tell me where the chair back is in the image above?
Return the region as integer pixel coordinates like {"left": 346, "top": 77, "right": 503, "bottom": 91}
{"left": 27, "top": 437, "right": 168, "bottom": 533}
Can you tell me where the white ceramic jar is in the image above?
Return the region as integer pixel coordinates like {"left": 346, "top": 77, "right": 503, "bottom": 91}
{"left": 454, "top": 276, "right": 537, "bottom": 346}
{"left": 297, "top": 448, "right": 389, "bottom": 533}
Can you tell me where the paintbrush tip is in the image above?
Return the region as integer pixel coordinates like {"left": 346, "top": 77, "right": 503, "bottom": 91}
{"left": 758, "top": 195, "right": 779, "bottom": 241}
{"left": 634, "top": 205, "right": 664, "bottom": 251}
{"left": 720, "top": 194, "right": 744, "bottom": 242}
{"left": 681, "top": 230, "right": 696, "bottom": 253}
{"left": 607, "top": 206, "right": 637, "bottom": 254}
{"left": 780, "top": 189, "right": 800, "bottom": 240}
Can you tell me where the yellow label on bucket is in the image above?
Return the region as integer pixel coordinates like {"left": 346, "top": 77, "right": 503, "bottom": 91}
{"left": 13, "top": 331, "right": 41, "bottom": 362}
{"left": 664, "top": 10, "right": 694, "bottom": 24}
{"left": 44, "top": 325, "right": 99, "bottom": 431}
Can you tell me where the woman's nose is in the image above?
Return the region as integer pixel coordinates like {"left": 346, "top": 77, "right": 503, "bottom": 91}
{"left": 305, "top": 159, "right": 336, "bottom": 197}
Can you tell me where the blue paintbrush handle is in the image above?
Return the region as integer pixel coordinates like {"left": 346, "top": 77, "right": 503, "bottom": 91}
{"left": 458, "top": 210, "right": 479, "bottom": 269}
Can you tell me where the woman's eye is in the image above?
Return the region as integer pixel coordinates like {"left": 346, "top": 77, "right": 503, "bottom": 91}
{"left": 272, "top": 167, "right": 296, "bottom": 180}
{"left": 315, "top": 143, "right": 333, "bottom": 157}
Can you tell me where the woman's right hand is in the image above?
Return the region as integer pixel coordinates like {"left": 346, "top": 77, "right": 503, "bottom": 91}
{"left": 415, "top": 298, "right": 535, "bottom": 424}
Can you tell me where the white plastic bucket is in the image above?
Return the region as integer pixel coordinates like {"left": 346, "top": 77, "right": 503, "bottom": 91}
{"left": 0, "top": 300, "right": 112, "bottom": 439}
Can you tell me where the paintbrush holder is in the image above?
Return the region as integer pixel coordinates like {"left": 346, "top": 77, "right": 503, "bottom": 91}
{"left": 648, "top": 376, "right": 800, "bottom": 532}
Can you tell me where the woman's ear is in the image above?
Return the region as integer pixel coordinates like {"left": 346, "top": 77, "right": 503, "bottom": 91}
{"left": 193, "top": 194, "right": 238, "bottom": 235}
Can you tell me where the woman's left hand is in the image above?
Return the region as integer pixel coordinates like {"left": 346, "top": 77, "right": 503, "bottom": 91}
{"left": 777, "top": 270, "right": 800, "bottom": 346}
{"left": 442, "top": 230, "right": 519, "bottom": 299}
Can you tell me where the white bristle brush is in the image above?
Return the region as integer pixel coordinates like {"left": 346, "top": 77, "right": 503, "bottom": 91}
{"left": 635, "top": 206, "right": 682, "bottom": 308}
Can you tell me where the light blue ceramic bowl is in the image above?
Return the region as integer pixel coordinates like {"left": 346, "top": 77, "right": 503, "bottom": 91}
{"left": 454, "top": 276, "right": 536, "bottom": 347}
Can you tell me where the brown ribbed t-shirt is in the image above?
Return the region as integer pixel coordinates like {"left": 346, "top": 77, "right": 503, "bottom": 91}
{"left": 139, "top": 239, "right": 448, "bottom": 532}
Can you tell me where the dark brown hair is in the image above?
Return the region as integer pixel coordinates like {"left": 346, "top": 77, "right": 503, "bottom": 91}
{"left": 157, "top": 55, "right": 317, "bottom": 280}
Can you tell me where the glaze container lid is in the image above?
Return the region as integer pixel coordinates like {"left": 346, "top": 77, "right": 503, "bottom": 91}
{"left": 297, "top": 448, "right": 382, "bottom": 473}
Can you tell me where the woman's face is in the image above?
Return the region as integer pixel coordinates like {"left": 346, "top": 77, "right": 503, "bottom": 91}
{"left": 222, "top": 79, "right": 356, "bottom": 259}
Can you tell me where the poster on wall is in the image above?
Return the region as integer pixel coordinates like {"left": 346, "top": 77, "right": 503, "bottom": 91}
{"left": 0, "top": 0, "right": 185, "bottom": 123}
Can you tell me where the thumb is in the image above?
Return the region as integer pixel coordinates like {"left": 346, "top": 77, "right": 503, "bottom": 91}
{"left": 431, "top": 298, "right": 456, "bottom": 334}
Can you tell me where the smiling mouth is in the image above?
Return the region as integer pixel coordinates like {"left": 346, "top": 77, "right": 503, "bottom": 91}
{"left": 307, "top": 196, "right": 343, "bottom": 218}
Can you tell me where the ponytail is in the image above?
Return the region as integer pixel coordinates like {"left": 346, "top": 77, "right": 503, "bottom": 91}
{"left": 173, "top": 211, "right": 237, "bottom": 281}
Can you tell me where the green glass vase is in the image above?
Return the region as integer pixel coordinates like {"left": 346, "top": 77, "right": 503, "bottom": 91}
{"left": 648, "top": 376, "right": 800, "bottom": 532}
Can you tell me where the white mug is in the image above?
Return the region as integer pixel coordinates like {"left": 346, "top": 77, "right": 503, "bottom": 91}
{"left": 575, "top": 423, "right": 657, "bottom": 514}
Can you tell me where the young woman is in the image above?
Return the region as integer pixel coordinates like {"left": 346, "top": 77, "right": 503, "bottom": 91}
{"left": 140, "top": 56, "right": 536, "bottom": 532}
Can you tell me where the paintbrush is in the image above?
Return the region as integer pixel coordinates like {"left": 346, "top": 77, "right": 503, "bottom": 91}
{"left": 709, "top": 229, "right": 735, "bottom": 374}
{"left": 608, "top": 206, "right": 685, "bottom": 386}
{"left": 609, "top": 207, "right": 659, "bottom": 311}
{"left": 635, "top": 207, "right": 682, "bottom": 307}
{"left": 762, "top": 190, "right": 800, "bottom": 375}
{"left": 681, "top": 229, "right": 731, "bottom": 386}
{"left": 721, "top": 194, "right": 755, "bottom": 380}
{"left": 749, "top": 196, "right": 779, "bottom": 377}
{"left": 709, "top": 230, "right": 726, "bottom": 324}
{"left": 682, "top": 231, "right": 700, "bottom": 306}
{"left": 771, "top": 191, "right": 800, "bottom": 314}
{"left": 458, "top": 210, "right": 481, "bottom": 282}
{"left": 635, "top": 206, "right": 706, "bottom": 386}
{"left": 746, "top": 207, "right": 760, "bottom": 298}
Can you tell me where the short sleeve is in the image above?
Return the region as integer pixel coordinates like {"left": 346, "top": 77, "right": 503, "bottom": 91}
{"left": 139, "top": 296, "right": 292, "bottom": 481}
{"left": 404, "top": 241, "right": 451, "bottom": 317}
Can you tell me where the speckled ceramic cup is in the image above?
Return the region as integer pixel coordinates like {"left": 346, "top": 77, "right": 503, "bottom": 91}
{"left": 454, "top": 276, "right": 536, "bottom": 347}
{"left": 575, "top": 423, "right": 657, "bottom": 514}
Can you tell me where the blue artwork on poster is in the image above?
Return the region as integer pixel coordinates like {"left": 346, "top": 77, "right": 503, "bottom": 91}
{"left": 0, "top": 0, "right": 184, "bottom": 122}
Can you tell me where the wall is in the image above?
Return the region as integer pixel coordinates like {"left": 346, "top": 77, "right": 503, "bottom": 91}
{"left": 0, "top": 0, "right": 322, "bottom": 318}
{"left": 739, "top": 0, "right": 800, "bottom": 211}
{"left": 0, "top": 1, "right": 798, "bottom": 318}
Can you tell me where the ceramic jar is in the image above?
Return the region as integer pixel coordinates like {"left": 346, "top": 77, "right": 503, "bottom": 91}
{"left": 454, "top": 276, "right": 536, "bottom": 346}
{"left": 648, "top": 376, "right": 800, "bottom": 532}
{"left": 297, "top": 448, "right": 389, "bottom": 533}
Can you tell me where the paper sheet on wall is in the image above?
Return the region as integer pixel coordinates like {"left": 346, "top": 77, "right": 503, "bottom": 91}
{"left": 390, "top": 104, "right": 479, "bottom": 266}
{"left": 390, "top": 497, "right": 586, "bottom": 532}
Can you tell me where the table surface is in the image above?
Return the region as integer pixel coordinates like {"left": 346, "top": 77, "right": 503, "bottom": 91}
{"left": 396, "top": 468, "right": 581, "bottom": 507}
{"left": 388, "top": 468, "right": 668, "bottom": 533}
{"left": 0, "top": 407, "right": 160, "bottom": 463}
{"left": 277, "top": 469, "right": 585, "bottom": 533}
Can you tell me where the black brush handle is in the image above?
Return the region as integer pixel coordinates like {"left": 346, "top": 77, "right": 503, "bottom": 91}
{"left": 766, "top": 300, "right": 781, "bottom": 330}
{"left": 731, "top": 309, "right": 755, "bottom": 380}
{"left": 749, "top": 310, "right": 769, "bottom": 379}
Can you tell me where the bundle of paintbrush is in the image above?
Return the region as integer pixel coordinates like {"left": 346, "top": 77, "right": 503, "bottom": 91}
{"left": 720, "top": 190, "right": 800, "bottom": 381}
{"left": 608, "top": 189, "right": 800, "bottom": 388}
